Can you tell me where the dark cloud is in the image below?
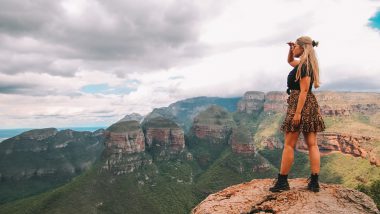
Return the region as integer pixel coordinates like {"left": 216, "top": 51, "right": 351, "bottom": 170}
{"left": 91, "top": 110, "right": 114, "bottom": 114}
{"left": 0, "top": 0, "right": 217, "bottom": 77}
{"left": 0, "top": 82, "right": 38, "bottom": 94}
{"left": 0, "top": 79, "right": 82, "bottom": 97}
{"left": 0, "top": 1, "right": 60, "bottom": 35}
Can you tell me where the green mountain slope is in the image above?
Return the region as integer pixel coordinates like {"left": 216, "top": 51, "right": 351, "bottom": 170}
{"left": 0, "top": 128, "right": 105, "bottom": 204}
{"left": 0, "top": 133, "right": 277, "bottom": 214}
{"left": 1, "top": 92, "right": 380, "bottom": 212}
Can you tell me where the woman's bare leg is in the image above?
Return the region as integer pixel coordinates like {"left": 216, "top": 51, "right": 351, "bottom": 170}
{"left": 303, "top": 131, "right": 320, "bottom": 174}
{"left": 280, "top": 131, "right": 301, "bottom": 175}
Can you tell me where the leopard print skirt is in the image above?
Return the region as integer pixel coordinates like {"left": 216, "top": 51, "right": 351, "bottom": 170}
{"left": 280, "top": 90, "right": 326, "bottom": 133}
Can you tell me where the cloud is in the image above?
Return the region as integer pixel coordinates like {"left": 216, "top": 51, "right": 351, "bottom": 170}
{"left": 0, "top": 82, "right": 38, "bottom": 94}
{"left": 0, "top": 72, "right": 82, "bottom": 96}
{"left": 0, "top": 0, "right": 223, "bottom": 77}
{"left": 1, "top": 0, "right": 380, "bottom": 129}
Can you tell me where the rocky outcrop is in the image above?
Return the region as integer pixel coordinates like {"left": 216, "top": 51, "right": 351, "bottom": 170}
{"left": 102, "top": 117, "right": 186, "bottom": 173}
{"left": 260, "top": 136, "right": 283, "bottom": 150}
{"left": 143, "top": 116, "right": 185, "bottom": 155}
{"left": 351, "top": 103, "right": 379, "bottom": 114}
{"left": 318, "top": 104, "right": 351, "bottom": 116}
{"left": 101, "top": 152, "right": 152, "bottom": 175}
{"left": 314, "top": 92, "right": 380, "bottom": 116}
{"left": 104, "top": 131, "right": 145, "bottom": 154}
{"left": 192, "top": 124, "right": 233, "bottom": 142}
{"left": 191, "top": 105, "right": 237, "bottom": 144}
{"left": 104, "top": 121, "right": 145, "bottom": 154}
{"left": 231, "top": 142, "right": 255, "bottom": 154}
{"left": 145, "top": 128, "right": 185, "bottom": 152}
{"left": 237, "top": 91, "right": 380, "bottom": 117}
{"left": 295, "top": 132, "right": 380, "bottom": 167}
{"left": 102, "top": 120, "right": 151, "bottom": 174}
{"left": 229, "top": 127, "right": 255, "bottom": 154}
{"left": 237, "top": 91, "right": 265, "bottom": 114}
{"left": 263, "top": 91, "right": 288, "bottom": 113}
{"left": 252, "top": 163, "right": 271, "bottom": 173}
{"left": 317, "top": 103, "right": 379, "bottom": 117}
{"left": 191, "top": 178, "right": 380, "bottom": 214}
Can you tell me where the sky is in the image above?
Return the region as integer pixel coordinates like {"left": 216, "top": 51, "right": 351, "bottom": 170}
{"left": 0, "top": 0, "right": 380, "bottom": 129}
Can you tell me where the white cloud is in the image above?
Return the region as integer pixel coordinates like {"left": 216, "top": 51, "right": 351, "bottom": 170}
{"left": 1, "top": 0, "right": 380, "bottom": 128}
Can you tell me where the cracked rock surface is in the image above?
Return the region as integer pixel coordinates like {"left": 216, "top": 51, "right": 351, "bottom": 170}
{"left": 191, "top": 178, "right": 379, "bottom": 214}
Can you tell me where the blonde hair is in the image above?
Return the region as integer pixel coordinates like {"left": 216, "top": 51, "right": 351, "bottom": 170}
{"left": 294, "top": 36, "right": 321, "bottom": 89}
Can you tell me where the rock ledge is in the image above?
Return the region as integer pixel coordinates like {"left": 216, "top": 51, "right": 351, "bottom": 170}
{"left": 191, "top": 178, "right": 379, "bottom": 214}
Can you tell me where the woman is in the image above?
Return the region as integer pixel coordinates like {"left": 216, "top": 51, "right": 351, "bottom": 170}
{"left": 269, "top": 36, "right": 326, "bottom": 193}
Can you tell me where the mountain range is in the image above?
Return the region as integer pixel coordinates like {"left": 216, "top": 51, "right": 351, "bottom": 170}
{"left": 0, "top": 90, "right": 379, "bottom": 213}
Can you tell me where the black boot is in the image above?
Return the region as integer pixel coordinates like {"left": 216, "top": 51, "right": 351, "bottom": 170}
{"left": 307, "top": 173, "right": 320, "bottom": 192}
{"left": 269, "top": 173, "right": 290, "bottom": 192}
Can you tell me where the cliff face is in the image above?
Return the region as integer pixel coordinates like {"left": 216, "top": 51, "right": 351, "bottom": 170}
{"left": 191, "top": 105, "right": 237, "bottom": 144}
{"left": 102, "top": 120, "right": 150, "bottom": 175}
{"left": 145, "top": 128, "right": 185, "bottom": 151}
{"left": 235, "top": 91, "right": 380, "bottom": 166}
{"left": 228, "top": 127, "right": 256, "bottom": 154}
{"left": 192, "top": 124, "right": 233, "bottom": 142}
{"left": 144, "top": 117, "right": 185, "bottom": 160}
{"left": 315, "top": 92, "right": 380, "bottom": 116}
{"left": 237, "top": 91, "right": 265, "bottom": 114}
{"left": 236, "top": 91, "right": 380, "bottom": 116}
{"left": 230, "top": 139, "right": 255, "bottom": 154}
{"left": 260, "top": 136, "right": 283, "bottom": 150}
{"left": 319, "top": 103, "right": 380, "bottom": 116}
{"left": 101, "top": 152, "right": 153, "bottom": 175}
{"left": 263, "top": 91, "right": 288, "bottom": 112}
{"left": 102, "top": 117, "right": 186, "bottom": 174}
{"left": 296, "top": 132, "right": 380, "bottom": 166}
{"left": 104, "top": 121, "right": 145, "bottom": 154}
{"left": 191, "top": 178, "right": 380, "bottom": 214}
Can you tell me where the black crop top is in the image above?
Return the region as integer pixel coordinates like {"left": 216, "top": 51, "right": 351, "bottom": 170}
{"left": 286, "top": 63, "right": 313, "bottom": 95}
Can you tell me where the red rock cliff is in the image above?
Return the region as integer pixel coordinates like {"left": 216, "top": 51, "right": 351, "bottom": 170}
{"left": 104, "top": 121, "right": 145, "bottom": 154}
{"left": 296, "top": 132, "right": 380, "bottom": 166}
{"left": 143, "top": 116, "right": 185, "bottom": 154}
{"left": 101, "top": 120, "right": 151, "bottom": 175}
{"left": 228, "top": 127, "right": 256, "bottom": 154}
{"left": 237, "top": 91, "right": 265, "bottom": 114}
{"left": 263, "top": 91, "right": 288, "bottom": 112}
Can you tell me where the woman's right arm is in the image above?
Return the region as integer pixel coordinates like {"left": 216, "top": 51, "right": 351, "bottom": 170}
{"left": 287, "top": 42, "right": 299, "bottom": 67}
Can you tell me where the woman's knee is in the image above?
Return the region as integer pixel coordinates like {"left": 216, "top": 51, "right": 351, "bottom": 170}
{"left": 285, "top": 131, "right": 299, "bottom": 149}
{"left": 303, "top": 132, "right": 318, "bottom": 148}
{"left": 284, "top": 141, "right": 296, "bottom": 150}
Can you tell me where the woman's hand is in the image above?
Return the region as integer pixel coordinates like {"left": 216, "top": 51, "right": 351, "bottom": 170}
{"left": 287, "top": 41, "right": 295, "bottom": 51}
{"left": 292, "top": 112, "right": 301, "bottom": 126}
